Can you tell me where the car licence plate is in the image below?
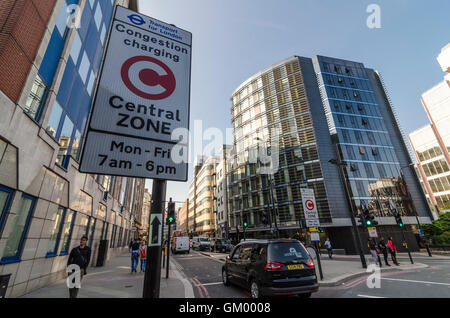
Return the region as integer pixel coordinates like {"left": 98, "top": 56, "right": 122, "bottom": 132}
{"left": 287, "top": 264, "right": 304, "bottom": 270}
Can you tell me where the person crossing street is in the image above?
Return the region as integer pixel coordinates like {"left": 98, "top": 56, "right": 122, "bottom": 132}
{"left": 388, "top": 237, "right": 400, "bottom": 266}
{"left": 130, "top": 238, "right": 140, "bottom": 273}
{"left": 378, "top": 237, "right": 391, "bottom": 266}
{"left": 140, "top": 240, "right": 147, "bottom": 272}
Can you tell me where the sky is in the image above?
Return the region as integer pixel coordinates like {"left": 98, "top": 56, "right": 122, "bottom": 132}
{"left": 137, "top": 0, "right": 450, "bottom": 207}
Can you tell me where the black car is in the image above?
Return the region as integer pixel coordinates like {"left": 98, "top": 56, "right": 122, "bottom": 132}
{"left": 222, "top": 239, "right": 318, "bottom": 298}
{"left": 210, "top": 239, "right": 233, "bottom": 253}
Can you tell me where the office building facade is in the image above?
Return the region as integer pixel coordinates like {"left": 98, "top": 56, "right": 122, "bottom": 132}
{"left": 0, "top": 0, "right": 141, "bottom": 298}
{"left": 188, "top": 156, "right": 218, "bottom": 237}
{"left": 228, "top": 56, "right": 432, "bottom": 252}
{"left": 409, "top": 43, "right": 450, "bottom": 214}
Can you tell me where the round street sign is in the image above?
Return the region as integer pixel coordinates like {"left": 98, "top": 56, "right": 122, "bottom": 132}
{"left": 305, "top": 200, "right": 315, "bottom": 211}
{"left": 121, "top": 56, "right": 176, "bottom": 100}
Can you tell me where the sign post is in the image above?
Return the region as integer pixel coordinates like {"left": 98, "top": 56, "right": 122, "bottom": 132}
{"left": 301, "top": 189, "right": 324, "bottom": 280}
{"left": 77, "top": 5, "right": 192, "bottom": 299}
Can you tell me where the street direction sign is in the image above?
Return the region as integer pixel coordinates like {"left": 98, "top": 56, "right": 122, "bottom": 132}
{"left": 301, "top": 188, "right": 321, "bottom": 227}
{"left": 80, "top": 6, "right": 192, "bottom": 181}
{"left": 149, "top": 214, "right": 162, "bottom": 246}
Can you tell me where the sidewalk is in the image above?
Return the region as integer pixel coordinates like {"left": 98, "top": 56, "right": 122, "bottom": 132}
{"left": 20, "top": 253, "right": 192, "bottom": 298}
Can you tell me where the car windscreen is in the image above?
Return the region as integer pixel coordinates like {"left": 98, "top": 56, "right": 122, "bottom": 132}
{"left": 199, "top": 238, "right": 209, "bottom": 242}
{"left": 268, "top": 242, "right": 310, "bottom": 263}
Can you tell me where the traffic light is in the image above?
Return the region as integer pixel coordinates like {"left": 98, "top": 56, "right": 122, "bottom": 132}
{"left": 362, "top": 207, "right": 378, "bottom": 227}
{"left": 357, "top": 214, "right": 365, "bottom": 227}
{"left": 167, "top": 201, "right": 175, "bottom": 224}
{"left": 243, "top": 216, "right": 248, "bottom": 229}
{"left": 393, "top": 211, "right": 404, "bottom": 228}
{"left": 261, "top": 210, "right": 269, "bottom": 225}
{"left": 318, "top": 227, "right": 324, "bottom": 233}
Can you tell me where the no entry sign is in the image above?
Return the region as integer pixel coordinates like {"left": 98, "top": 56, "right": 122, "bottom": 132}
{"left": 79, "top": 6, "right": 191, "bottom": 181}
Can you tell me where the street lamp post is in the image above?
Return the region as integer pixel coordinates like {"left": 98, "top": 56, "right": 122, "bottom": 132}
{"left": 399, "top": 164, "right": 432, "bottom": 257}
{"left": 329, "top": 134, "right": 367, "bottom": 268}
{"left": 255, "top": 137, "right": 279, "bottom": 238}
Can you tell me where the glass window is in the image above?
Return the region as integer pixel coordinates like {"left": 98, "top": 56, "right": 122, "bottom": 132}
{"left": 60, "top": 210, "right": 76, "bottom": 255}
{"left": 79, "top": 215, "right": 89, "bottom": 237}
{"left": 69, "top": 32, "right": 82, "bottom": 64}
{"left": 268, "top": 241, "right": 309, "bottom": 262}
{"left": 0, "top": 186, "right": 14, "bottom": 234}
{"left": 24, "top": 75, "right": 47, "bottom": 120}
{"left": 1, "top": 194, "right": 36, "bottom": 264}
{"left": 79, "top": 51, "right": 91, "bottom": 84}
{"left": 87, "top": 70, "right": 95, "bottom": 96}
{"left": 88, "top": 217, "right": 96, "bottom": 244}
{"left": 71, "top": 130, "right": 82, "bottom": 161}
{"left": 46, "top": 207, "right": 66, "bottom": 257}
{"left": 46, "top": 100, "right": 63, "bottom": 138}
{"left": 56, "top": 115, "right": 74, "bottom": 167}
{"left": 55, "top": 1, "right": 69, "bottom": 36}
{"left": 100, "top": 23, "right": 107, "bottom": 46}
{"left": 94, "top": 3, "right": 103, "bottom": 30}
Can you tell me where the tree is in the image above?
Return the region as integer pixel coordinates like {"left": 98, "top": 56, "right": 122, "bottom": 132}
{"left": 422, "top": 213, "right": 450, "bottom": 245}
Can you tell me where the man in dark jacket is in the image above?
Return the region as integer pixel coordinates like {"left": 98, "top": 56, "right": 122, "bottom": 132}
{"left": 67, "top": 236, "right": 91, "bottom": 298}
{"left": 378, "top": 237, "right": 390, "bottom": 266}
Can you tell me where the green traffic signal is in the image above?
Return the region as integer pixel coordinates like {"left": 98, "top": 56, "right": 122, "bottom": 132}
{"left": 366, "top": 220, "right": 372, "bottom": 226}
{"left": 399, "top": 222, "right": 404, "bottom": 227}
{"left": 243, "top": 221, "right": 248, "bottom": 228}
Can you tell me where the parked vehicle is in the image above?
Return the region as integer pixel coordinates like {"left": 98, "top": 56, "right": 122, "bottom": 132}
{"left": 171, "top": 236, "right": 190, "bottom": 254}
{"left": 222, "top": 239, "right": 318, "bottom": 298}
{"left": 210, "top": 239, "right": 234, "bottom": 253}
{"left": 192, "top": 237, "right": 211, "bottom": 251}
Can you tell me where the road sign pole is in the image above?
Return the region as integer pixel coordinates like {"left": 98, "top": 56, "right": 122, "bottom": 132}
{"left": 143, "top": 179, "right": 166, "bottom": 298}
{"left": 314, "top": 242, "right": 323, "bottom": 280}
{"left": 166, "top": 221, "right": 171, "bottom": 278}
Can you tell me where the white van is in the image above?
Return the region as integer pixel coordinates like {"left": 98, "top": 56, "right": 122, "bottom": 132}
{"left": 172, "top": 236, "right": 190, "bottom": 254}
{"left": 192, "top": 237, "right": 211, "bottom": 251}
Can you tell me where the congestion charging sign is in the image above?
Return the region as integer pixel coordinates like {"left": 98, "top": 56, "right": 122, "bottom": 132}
{"left": 79, "top": 6, "right": 191, "bottom": 181}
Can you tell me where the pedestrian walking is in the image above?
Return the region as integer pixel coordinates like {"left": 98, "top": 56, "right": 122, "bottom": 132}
{"left": 67, "top": 236, "right": 91, "bottom": 298}
{"left": 387, "top": 237, "right": 400, "bottom": 266}
{"left": 368, "top": 238, "right": 379, "bottom": 266}
{"left": 130, "top": 238, "right": 140, "bottom": 273}
{"left": 324, "top": 237, "right": 333, "bottom": 259}
{"left": 140, "top": 241, "right": 147, "bottom": 272}
{"left": 378, "top": 237, "right": 391, "bottom": 266}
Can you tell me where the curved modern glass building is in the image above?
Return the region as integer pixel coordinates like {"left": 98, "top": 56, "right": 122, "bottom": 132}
{"left": 227, "top": 55, "right": 433, "bottom": 253}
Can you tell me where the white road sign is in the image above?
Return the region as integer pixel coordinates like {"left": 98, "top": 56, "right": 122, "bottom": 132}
{"left": 301, "top": 188, "right": 321, "bottom": 227}
{"left": 80, "top": 6, "right": 191, "bottom": 181}
{"left": 310, "top": 232, "right": 320, "bottom": 242}
{"left": 149, "top": 214, "right": 162, "bottom": 246}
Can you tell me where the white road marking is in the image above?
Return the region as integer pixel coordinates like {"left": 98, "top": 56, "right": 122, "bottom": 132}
{"left": 381, "top": 277, "right": 450, "bottom": 286}
{"left": 202, "top": 282, "right": 223, "bottom": 286}
{"left": 357, "top": 294, "right": 386, "bottom": 298}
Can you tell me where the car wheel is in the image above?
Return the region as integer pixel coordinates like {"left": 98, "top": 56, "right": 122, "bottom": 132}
{"left": 222, "top": 269, "right": 230, "bottom": 286}
{"left": 250, "top": 279, "right": 260, "bottom": 299}
{"left": 299, "top": 292, "right": 311, "bottom": 298}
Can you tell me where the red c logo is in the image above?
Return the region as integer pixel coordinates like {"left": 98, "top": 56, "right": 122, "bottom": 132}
{"left": 305, "top": 200, "right": 315, "bottom": 211}
{"left": 121, "top": 56, "right": 176, "bottom": 100}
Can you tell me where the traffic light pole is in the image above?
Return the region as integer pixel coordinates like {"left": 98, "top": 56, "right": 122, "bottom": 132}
{"left": 400, "top": 226, "right": 414, "bottom": 264}
{"left": 143, "top": 179, "right": 166, "bottom": 298}
{"left": 166, "top": 220, "right": 171, "bottom": 278}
